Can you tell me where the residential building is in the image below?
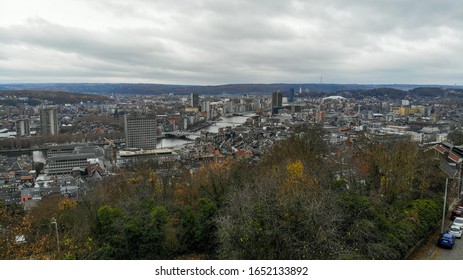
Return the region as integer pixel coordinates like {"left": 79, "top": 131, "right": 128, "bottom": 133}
{"left": 191, "top": 93, "right": 199, "bottom": 108}
{"left": 272, "top": 91, "right": 283, "bottom": 108}
{"left": 16, "top": 119, "right": 30, "bottom": 137}
{"left": 40, "top": 106, "right": 58, "bottom": 135}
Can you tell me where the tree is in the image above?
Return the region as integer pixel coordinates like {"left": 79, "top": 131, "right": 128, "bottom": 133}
{"left": 94, "top": 205, "right": 126, "bottom": 259}
{"left": 0, "top": 203, "right": 54, "bottom": 259}
{"left": 351, "top": 137, "right": 424, "bottom": 202}
{"left": 448, "top": 129, "right": 463, "bottom": 145}
{"left": 138, "top": 206, "right": 168, "bottom": 259}
{"left": 193, "top": 159, "right": 234, "bottom": 207}
{"left": 177, "top": 206, "right": 198, "bottom": 254}
{"left": 217, "top": 153, "right": 345, "bottom": 259}
{"left": 197, "top": 198, "right": 218, "bottom": 255}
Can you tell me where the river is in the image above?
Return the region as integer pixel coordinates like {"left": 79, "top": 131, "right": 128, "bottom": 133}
{"left": 202, "top": 115, "right": 254, "bottom": 133}
{"left": 157, "top": 137, "right": 192, "bottom": 149}
{"left": 158, "top": 114, "right": 254, "bottom": 148}
{"left": 0, "top": 115, "right": 255, "bottom": 154}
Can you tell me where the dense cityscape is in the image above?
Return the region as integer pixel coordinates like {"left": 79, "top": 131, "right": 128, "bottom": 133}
{"left": 0, "top": 86, "right": 461, "bottom": 206}
{"left": 4, "top": 2, "right": 463, "bottom": 279}
{"left": 0, "top": 85, "right": 463, "bottom": 259}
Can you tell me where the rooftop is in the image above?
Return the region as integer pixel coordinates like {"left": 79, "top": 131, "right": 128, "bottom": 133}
{"left": 119, "top": 149, "right": 174, "bottom": 157}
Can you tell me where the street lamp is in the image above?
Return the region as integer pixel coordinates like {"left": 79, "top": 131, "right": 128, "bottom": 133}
{"left": 438, "top": 157, "right": 459, "bottom": 233}
{"left": 441, "top": 178, "right": 449, "bottom": 233}
{"left": 51, "top": 218, "right": 60, "bottom": 253}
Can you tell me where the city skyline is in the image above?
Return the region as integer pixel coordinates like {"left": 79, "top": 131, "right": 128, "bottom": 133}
{"left": 1, "top": 1, "right": 463, "bottom": 85}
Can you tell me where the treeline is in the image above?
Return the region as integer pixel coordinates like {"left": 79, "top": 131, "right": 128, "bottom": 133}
{"left": 2, "top": 83, "right": 455, "bottom": 96}
{"left": 0, "top": 90, "right": 108, "bottom": 106}
{"left": 328, "top": 87, "right": 452, "bottom": 100}
{"left": 1, "top": 86, "right": 459, "bottom": 102}
{"left": 0, "top": 126, "right": 446, "bottom": 259}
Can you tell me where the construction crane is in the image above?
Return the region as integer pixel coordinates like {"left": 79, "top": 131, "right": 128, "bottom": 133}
{"left": 103, "top": 137, "right": 116, "bottom": 164}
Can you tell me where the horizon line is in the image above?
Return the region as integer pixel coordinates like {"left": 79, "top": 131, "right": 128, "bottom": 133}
{"left": 0, "top": 82, "right": 461, "bottom": 87}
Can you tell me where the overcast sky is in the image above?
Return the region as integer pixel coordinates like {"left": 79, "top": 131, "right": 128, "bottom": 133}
{"left": 1, "top": 0, "right": 462, "bottom": 85}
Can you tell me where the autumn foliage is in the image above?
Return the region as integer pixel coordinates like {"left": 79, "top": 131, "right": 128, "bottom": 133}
{"left": 0, "top": 127, "right": 446, "bottom": 259}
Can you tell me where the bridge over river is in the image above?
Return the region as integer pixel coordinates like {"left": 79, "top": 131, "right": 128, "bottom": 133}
{"left": 162, "top": 131, "right": 200, "bottom": 140}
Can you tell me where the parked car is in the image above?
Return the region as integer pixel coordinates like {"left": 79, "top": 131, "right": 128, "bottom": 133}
{"left": 452, "top": 217, "right": 463, "bottom": 229}
{"left": 448, "top": 225, "right": 462, "bottom": 238}
{"left": 437, "top": 233, "right": 456, "bottom": 249}
{"left": 451, "top": 209, "right": 463, "bottom": 220}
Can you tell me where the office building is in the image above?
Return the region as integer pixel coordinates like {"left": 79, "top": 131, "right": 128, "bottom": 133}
{"left": 289, "top": 88, "right": 295, "bottom": 103}
{"left": 47, "top": 153, "right": 96, "bottom": 175}
{"left": 124, "top": 114, "right": 157, "bottom": 150}
{"left": 40, "top": 107, "right": 58, "bottom": 135}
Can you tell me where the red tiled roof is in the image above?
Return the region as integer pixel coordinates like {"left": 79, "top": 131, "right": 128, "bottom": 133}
{"left": 435, "top": 145, "right": 448, "bottom": 154}
{"left": 448, "top": 151, "right": 462, "bottom": 163}
{"left": 87, "top": 164, "right": 104, "bottom": 177}
{"left": 235, "top": 150, "right": 253, "bottom": 158}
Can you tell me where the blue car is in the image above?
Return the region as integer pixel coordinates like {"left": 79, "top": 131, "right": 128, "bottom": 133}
{"left": 437, "top": 233, "right": 456, "bottom": 249}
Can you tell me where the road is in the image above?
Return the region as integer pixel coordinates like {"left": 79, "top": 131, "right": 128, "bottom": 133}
{"left": 408, "top": 221, "right": 463, "bottom": 260}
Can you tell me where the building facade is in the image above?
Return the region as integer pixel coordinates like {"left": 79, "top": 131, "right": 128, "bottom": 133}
{"left": 191, "top": 93, "right": 199, "bottom": 108}
{"left": 16, "top": 119, "right": 30, "bottom": 137}
{"left": 40, "top": 107, "right": 58, "bottom": 135}
{"left": 272, "top": 91, "right": 283, "bottom": 108}
{"left": 289, "top": 88, "right": 295, "bottom": 103}
{"left": 47, "top": 153, "right": 96, "bottom": 175}
{"left": 124, "top": 114, "right": 157, "bottom": 150}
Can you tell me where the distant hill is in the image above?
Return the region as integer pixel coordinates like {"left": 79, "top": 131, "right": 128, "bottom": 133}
{"left": 1, "top": 83, "right": 462, "bottom": 96}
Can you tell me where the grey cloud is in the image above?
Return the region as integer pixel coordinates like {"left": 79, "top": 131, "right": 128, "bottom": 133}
{"left": 2, "top": 0, "right": 463, "bottom": 84}
{"left": 0, "top": 19, "right": 172, "bottom": 65}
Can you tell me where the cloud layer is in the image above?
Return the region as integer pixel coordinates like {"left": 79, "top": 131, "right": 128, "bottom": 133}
{"left": 1, "top": 0, "right": 463, "bottom": 85}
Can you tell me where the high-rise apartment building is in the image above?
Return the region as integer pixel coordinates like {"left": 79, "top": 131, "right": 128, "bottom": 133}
{"left": 191, "top": 93, "right": 199, "bottom": 108}
{"left": 40, "top": 107, "right": 58, "bottom": 135}
{"left": 124, "top": 114, "right": 157, "bottom": 150}
{"left": 16, "top": 119, "right": 30, "bottom": 137}
{"left": 201, "top": 100, "right": 211, "bottom": 120}
{"left": 272, "top": 91, "right": 283, "bottom": 108}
